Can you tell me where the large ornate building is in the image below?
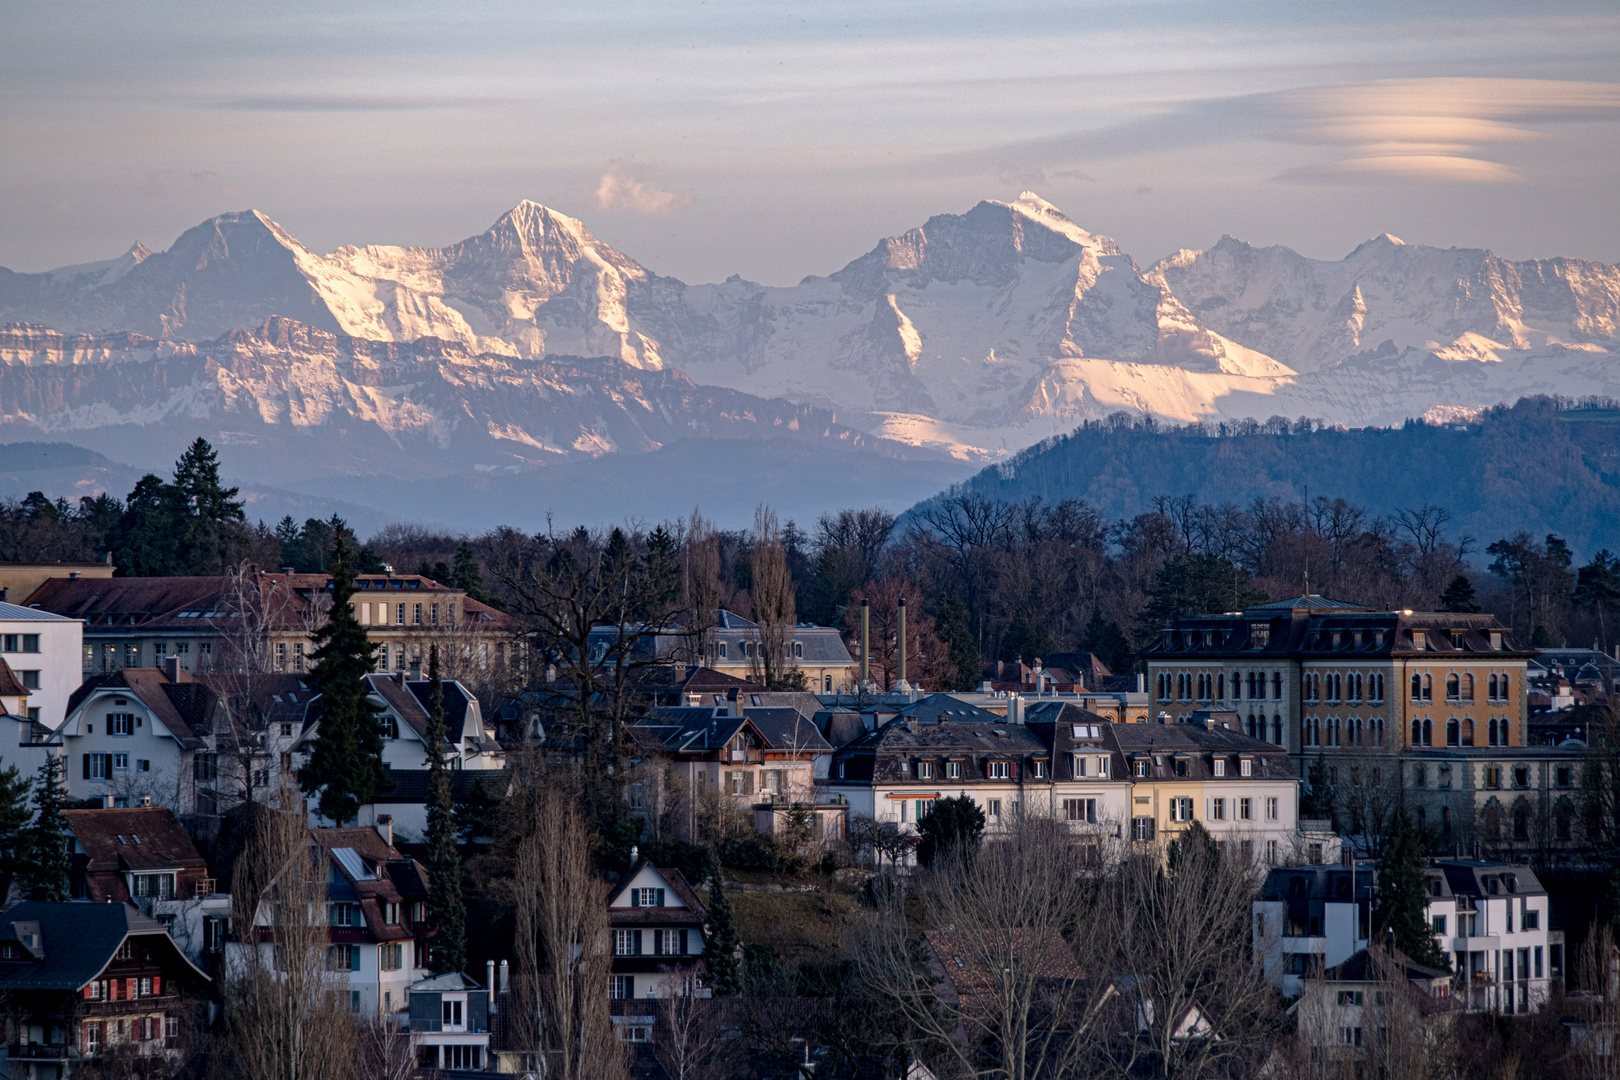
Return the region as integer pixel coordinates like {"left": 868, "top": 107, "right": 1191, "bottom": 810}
{"left": 1141, "top": 595, "right": 1533, "bottom": 768}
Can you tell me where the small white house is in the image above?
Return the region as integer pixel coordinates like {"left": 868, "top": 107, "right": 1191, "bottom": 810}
{"left": 58, "top": 662, "right": 218, "bottom": 813}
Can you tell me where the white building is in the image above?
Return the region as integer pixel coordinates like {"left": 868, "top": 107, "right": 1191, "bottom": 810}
{"left": 0, "top": 600, "right": 82, "bottom": 728}
{"left": 1254, "top": 860, "right": 1564, "bottom": 1013}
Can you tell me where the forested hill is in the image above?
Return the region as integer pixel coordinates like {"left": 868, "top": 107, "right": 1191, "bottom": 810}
{"left": 910, "top": 398, "right": 1620, "bottom": 558}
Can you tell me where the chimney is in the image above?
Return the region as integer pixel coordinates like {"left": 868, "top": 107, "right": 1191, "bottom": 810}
{"left": 487, "top": 959, "right": 497, "bottom": 1013}
{"left": 377, "top": 814, "right": 393, "bottom": 848}
{"left": 162, "top": 655, "right": 181, "bottom": 682}
{"left": 499, "top": 959, "right": 510, "bottom": 993}
{"left": 67, "top": 572, "right": 78, "bottom": 580}
{"left": 280, "top": 566, "right": 294, "bottom": 575}
{"left": 409, "top": 657, "right": 422, "bottom": 681}
{"left": 1137, "top": 672, "right": 1145, "bottom": 694}
{"left": 103, "top": 794, "right": 115, "bottom": 809}
{"left": 860, "top": 598, "right": 870, "bottom": 692}
{"left": 726, "top": 687, "right": 741, "bottom": 718}
{"left": 896, "top": 597, "right": 908, "bottom": 691}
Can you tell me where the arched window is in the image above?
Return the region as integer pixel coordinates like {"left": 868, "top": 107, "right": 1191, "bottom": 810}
{"left": 1272, "top": 715, "right": 1283, "bottom": 744}
{"left": 1272, "top": 672, "right": 1282, "bottom": 699}
{"left": 1411, "top": 718, "right": 1423, "bottom": 746}
{"left": 1301, "top": 717, "right": 1313, "bottom": 746}
{"left": 1512, "top": 800, "right": 1529, "bottom": 841}
{"left": 1446, "top": 674, "right": 1460, "bottom": 701}
{"left": 1411, "top": 673, "right": 1423, "bottom": 702}
{"left": 1499, "top": 718, "right": 1511, "bottom": 745}
{"left": 1501, "top": 673, "right": 1511, "bottom": 697}
{"left": 1217, "top": 672, "right": 1225, "bottom": 700}
{"left": 1422, "top": 718, "right": 1433, "bottom": 746}
{"left": 1488, "top": 718, "right": 1499, "bottom": 747}
{"left": 1461, "top": 718, "right": 1474, "bottom": 747}
{"left": 1370, "top": 673, "right": 1384, "bottom": 702}
{"left": 1488, "top": 673, "right": 1499, "bottom": 700}
{"left": 1372, "top": 717, "right": 1385, "bottom": 745}
{"left": 1446, "top": 718, "right": 1460, "bottom": 746}
{"left": 1422, "top": 674, "right": 1433, "bottom": 701}
{"left": 1462, "top": 673, "right": 1474, "bottom": 702}
{"left": 1247, "top": 714, "right": 1257, "bottom": 739}
{"left": 1483, "top": 801, "right": 1501, "bottom": 841}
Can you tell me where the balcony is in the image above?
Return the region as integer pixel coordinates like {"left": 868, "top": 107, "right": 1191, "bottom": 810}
{"left": 7, "top": 1042, "right": 72, "bottom": 1062}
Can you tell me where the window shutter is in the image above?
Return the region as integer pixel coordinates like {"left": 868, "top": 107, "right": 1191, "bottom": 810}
{"left": 656, "top": 888, "right": 665, "bottom": 907}
{"left": 83, "top": 755, "right": 90, "bottom": 780}
{"left": 630, "top": 889, "right": 640, "bottom": 908}
{"left": 744, "top": 771, "right": 754, "bottom": 795}
{"left": 152, "top": 976, "right": 161, "bottom": 995}
{"left": 350, "top": 946, "right": 361, "bottom": 971}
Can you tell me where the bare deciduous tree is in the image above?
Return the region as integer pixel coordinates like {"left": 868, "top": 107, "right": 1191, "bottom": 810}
{"left": 510, "top": 785, "right": 629, "bottom": 1080}
{"left": 750, "top": 506, "right": 800, "bottom": 690}
{"left": 217, "top": 783, "right": 357, "bottom": 1080}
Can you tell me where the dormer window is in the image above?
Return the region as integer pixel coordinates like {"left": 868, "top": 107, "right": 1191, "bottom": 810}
{"left": 945, "top": 760, "right": 962, "bottom": 780}
{"left": 1031, "top": 759, "right": 1047, "bottom": 779}
{"left": 1412, "top": 631, "right": 1426, "bottom": 651}
{"left": 1173, "top": 758, "right": 1189, "bottom": 777}
{"left": 1134, "top": 759, "right": 1149, "bottom": 778}
{"left": 1212, "top": 758, "right": 1226, "bottom": 778}
{"left": 916, "top": 760, "right": 933, "bottom": 780}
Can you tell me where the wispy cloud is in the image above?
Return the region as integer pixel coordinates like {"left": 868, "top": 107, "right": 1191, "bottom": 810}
{"left": 134, "top": 169, "right": 240, "bottom": 199}
{"left": 211, "top": 94, "right": 495, "bottom": 112}
{"left": 593, "top": 160, "right": 694, "bottom": 215}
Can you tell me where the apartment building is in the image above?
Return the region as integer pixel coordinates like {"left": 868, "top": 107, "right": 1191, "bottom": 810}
{"left": 589, "top": 609, "right": 857, "bottom": 694}
{"left": 25, "top": 572, "right": 521, "bottom": 688}
{"left": 1142, "top": 595, "right": 1532, "bottom": 770}
{"left": 820, "top": 704, "right": 1299, "bottom": 864}
{"left": 0, "top": 601, "right": 82, "bottom": 728}
{"left": 1254, "top": 860, "right": 1563, "bottom": 1014}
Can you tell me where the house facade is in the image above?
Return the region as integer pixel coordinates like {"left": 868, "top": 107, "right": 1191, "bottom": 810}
{"left": 0, "top": 602, "right": 82, "bottom": 729}
{"left": 1141, "top": 596, "right": 1532, "bottom": 770}
{"left": 0, "top": 901, "right": 210, "bottom": 1080}
{"left": 25, "top": 571, "right": 522, "bottom": 692}
{"left": 607, "top": 856, "right": 709, "bottom": 1016}
{"left": 406, "top": 972, "right": 493, "bottom": 1072}
{"left": 1289, "top": 946, "right": 1454, "bottom": 1075}
{"left": 1254, "top": 860, "right": 1563, "bottom": 1014}
{"left": 589, "top": 610, "right": 857, "bottom": 695}
{"left": 821, "top": 705, "right": 1299, "bottom": 866}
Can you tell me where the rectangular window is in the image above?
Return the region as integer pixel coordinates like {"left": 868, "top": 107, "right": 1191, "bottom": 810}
{"left": 1239, "top": 798, "right": 1252, "bottom": 821}
{"left": 631, "top": 888, "right": 666, "bottom": 908}
{"left": 1213, "top": 758, "right": 1226, "bottom": 778}
{"left": 1031, "top": 759, "right": 1046, "bottom": 778}
{"left": 610, "top": 975, "right": 633, "bottom": 1000}
{"left": 442, "top": 998, "right": 464, "bottom": 1030}
{"left": 328, "top": 903, "right": 360, "bottom": 927}
{"left": 656, "top": 929, "right": 684, "bottom": 955}
{"left": 1240, "top": 758, "right": 1253, "bottom": 777}
{"left": 413, "top": 603, "right": 423, "bottom": 625}
{"left": 18, "top": 670, "right": 39, "bottom": 690}
{"left": 945, "top": 760, "right": 962, "bottom": 780}
{"left": 326, "top": 944, "right": 361, "bottom": 971}
{"left": 294, "top": 642, "right": 305, "bottom": 672}
{"left": 1132, "top": 817, "right": 1155, "bottom": 842}
{"left": 985, "top": 760, "right": 1010, "bottom": 780}
{"left": 380, "top": 943, "right": 403, "bottom": 971}
{"left": 1209, "top": 798, "right": 1226, "bottom": 821}
{"left": 1170, "top": 797, "right": 1194, "bottom": 823}
{"left": 1064, "top": 798, "right": 1097, "bottom": 824}
{"left": 614, "top": 930, "right": 641, "bottom": 956}
{"left": 112, "top": 752, "right": 129, "bottom": 771}
{"left": 1266, "top": 797, "right": 1279, "bottom": 820}
{"left": 1521, "top": 909, "right": 1539, "bottom": 931}
{"left": 430, "top": 603, "right": 439, "bottom": 625}
{"left": 916, "top": 760, "right": 933, "bottom": 780}
{"left": 1097, "top": 756, "right": 1109, "bottom": 777}
{"left": 986, "top": 799, "right": 1002, "bottom": 819}
{"left": 85, "top": 753, "right": 110, "bottom": 780}
{"left": 108, "top": 712, "right": 134, "bottom": 736}
{"left": 1266, "top": 839, "right": 1278, "bottom": 864}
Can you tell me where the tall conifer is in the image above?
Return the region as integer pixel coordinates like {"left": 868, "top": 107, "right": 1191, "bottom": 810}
{"left": 298, "top": 531, "right": 390, "bottom": 823}
{"left": 1373, "top": 805, "right": 1450, "bottom": 970}
{"left": 705, "top": 865, "right": 741, "bottom": 996}
{"left": 424, "top": 645, "right": 467, "bottom": 973}
{"left": 25, "top": 754, "right": 69, "bottom": 901}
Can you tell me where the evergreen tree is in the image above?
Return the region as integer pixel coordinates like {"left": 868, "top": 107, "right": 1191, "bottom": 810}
{"left": 935, "top": 594, "right": 982, "bottom": 691}
{"left": 1077, "top": 607, "right": 1134, "bottom": 676}
{"left": 1301, "top": 754, "right": 1336, "bottom": 823}
{"left": 1438, "top": 574, "right": 1480, "bottom": 613}
{"left": 423, "top": 646, "right": 467, "bottom": 974}
{"left": 0, "top": 761, "right": 33, "bottom": 903}
{"left": 24, "top": 754, "right": 69, "bottom": 901}
{"left": 1574, "top": 550, "right": 1620, "bottom": 650}
{"left": 1138, "top": 553, "right": 1265, "bottom": 641}
{"left": 705, "top": 865, "right": 741, "bottom": 996}
{"left": 1373, "top": 806, "right": 1450, "bottom": 970}
{"left": 451, "top": 542, "right": 490, "bottom": 604}
{"left": 298, "top": 531, "right": 390, "bottom": 823}
{"left": 916, "top": 793, "right": 987, "bottom": 867}
{"left": 998, "top": 612, "right": 1055, "bottom": 666}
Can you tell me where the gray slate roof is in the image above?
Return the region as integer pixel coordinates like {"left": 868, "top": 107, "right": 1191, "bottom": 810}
{"left": 0, "top": 901, "right": 207, "bottom": 991}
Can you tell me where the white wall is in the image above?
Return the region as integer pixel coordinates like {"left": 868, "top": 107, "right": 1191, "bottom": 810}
{"left": 60, "top": 688, "right": 187, "bottom": 808}
{"left": 0, "top": 610, "right": 82, "bottom": 729}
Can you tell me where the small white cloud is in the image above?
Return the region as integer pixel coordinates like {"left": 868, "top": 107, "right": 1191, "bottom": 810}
{"left": 593, "top": 160, "right": 694, "bottom": 215}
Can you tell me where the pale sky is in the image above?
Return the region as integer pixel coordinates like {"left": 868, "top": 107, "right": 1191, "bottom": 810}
{"left": 3, "top": 0, "right": 1618, "bottom": 284}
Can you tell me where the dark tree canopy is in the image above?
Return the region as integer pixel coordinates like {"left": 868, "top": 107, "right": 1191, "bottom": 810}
{"left": 916, "top": 793, "right": 987, "bottom": 867}
{"left": 1373, "top": 806, "right": 1451, "bottom": 971}
{"left": 298, "top": 530, "right": 390, "bottom": 824}
{"left": 423, "top": 646, "right": 467, "bottom": 974}
{"left": 25, "top": 754, "right": 69, "bottom": 902}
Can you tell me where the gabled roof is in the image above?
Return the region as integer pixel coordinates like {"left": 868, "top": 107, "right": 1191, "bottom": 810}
{"left": 312, "top": 827, "right": 428, "bottom": 941}
{"left": 66, "top": 806, "right": 208, "bottom": 874}
{"left": 680, "top": 667, "right": 764, "bottom": 692}
{"left": 895, "top": 693, "right": 1002, "bottom": 725}
{"left": 0, "top": 901, "right": 209, "bottom": 992}
{"left": 741, "top": 707, "right": 833, "bottom": 753}
{"left": 411, "top": 971, "right": 484, "bottom": 993}
{"left": 715, "top": 610, "right": 758, "bottom": 630}
{"left": 66, "top": 668, "right": 217, "bottom": 749}
{"left": 0, "top": 657, "right": 27, "bottom": 698}
{"left": 607, "top": 858, "right": 708, "bottom": 919}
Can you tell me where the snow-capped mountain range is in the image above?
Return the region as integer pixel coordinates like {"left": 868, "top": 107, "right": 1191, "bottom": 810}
{"left": 1, "top": 192, "right": 1617, "bottom": 483}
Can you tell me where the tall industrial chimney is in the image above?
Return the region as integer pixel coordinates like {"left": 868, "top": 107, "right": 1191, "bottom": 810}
{"left": 860, "top": 598, "right": 870, "bottom": 692}
{"left": 896, "top": 596, "right": 908, "bottom": 691}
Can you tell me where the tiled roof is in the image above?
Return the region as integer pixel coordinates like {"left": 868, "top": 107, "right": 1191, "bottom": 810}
{"left": 0, "top": 657, "right": 27, "bottom": 698}
{"left": 741, "top": 707, "right": 833, "bottom": 752}
{"left": 67, "top": 668, "right": 217, "bottom": 749}
{"left": 607, "top": 858, "right": 708, "bottom": 919}
{"left": 371, "top": 768, "right": 509, "bottom": 804}
{"left": 65, "top": 806, "right": 208, "bottom": 875}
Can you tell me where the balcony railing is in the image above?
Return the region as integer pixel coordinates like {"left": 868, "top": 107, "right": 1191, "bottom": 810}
{"left": 7, "top": 1042, "right": 72, "bottom": 1062}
